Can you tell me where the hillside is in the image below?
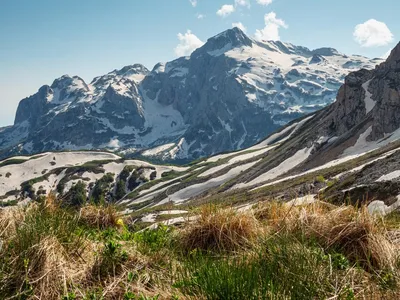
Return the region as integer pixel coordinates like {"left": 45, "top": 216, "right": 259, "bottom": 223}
{"left": 0, "top": 28, "right": 382, "bottom": 162}
{"left": 1, "top": 194, "right": 400, "bottom": 299}
{"left": 0, "top": 42, "right": 399, "bottom": 228}
{"left": 0, "top": 34, "right": 400, "bottom": 300}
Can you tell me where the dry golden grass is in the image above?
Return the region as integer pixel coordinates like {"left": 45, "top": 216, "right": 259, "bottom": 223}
{"left": 44, "top": 191, "right": 59, "bottom": 213}
{"left": 23, "top": 236, "right": 82, "bottom": 299}
{"left": 255, "top": 200, "right": 400, "bottom": 272}
{"left": 2, "top": 193, "right": 400, "bottom": 299}
{"left": 0, "top": 216, "right": 80, "bottom": 298}
{"left": 180, "top": 205, "right": 262, "bottom": 252}
{"left": 0, "top": 196, "right": 179, "bottom": 299}
{"left": 79, "top": 204, "right": 119, "bottom": 229}
{"left": 0, "top": 206, "right": 24, "bottom": 239}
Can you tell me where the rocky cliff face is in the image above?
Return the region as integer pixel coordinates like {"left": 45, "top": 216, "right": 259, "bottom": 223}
{"left": 301, "top": 42, "right": 400, "bottom": 144}
{"left": 0, "top": 28, "right": 382, "bottom": 162}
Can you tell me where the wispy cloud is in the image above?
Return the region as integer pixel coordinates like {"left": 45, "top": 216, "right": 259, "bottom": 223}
{"left": 189, "top": 0, "right": 197, "bottom": 7}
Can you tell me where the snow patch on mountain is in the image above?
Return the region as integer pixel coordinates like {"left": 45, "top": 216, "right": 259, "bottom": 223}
{"left": 234, "top": 146, "right": 314, "bottom": 189}
{"left": 158, "top": 160, "right": 260, "bottom": 204}
{"left": 362, "top": 80, "right": 376, "bottom": 114}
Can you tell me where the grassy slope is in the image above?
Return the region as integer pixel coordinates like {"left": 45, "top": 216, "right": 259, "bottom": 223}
{"left": 1, "top": 195, "right": 400, "bottom": 299}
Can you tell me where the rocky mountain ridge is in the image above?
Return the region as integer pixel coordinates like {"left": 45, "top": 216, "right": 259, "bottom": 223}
{"left": 0, "top": 28, "right": 383, "bottom": 163}
{"left": 1, "top": 43, "right": 400, "bottom": 219}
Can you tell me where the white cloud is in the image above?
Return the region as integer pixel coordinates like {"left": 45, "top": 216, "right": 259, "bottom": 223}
{"left": 256, "top": 0, "right": 273, "bottom": 6}
{"left": 216, "top": 4, "right": 235, "bottom": 17}
{"left": 254, "top": 12, "right": 288, "bottom": 41}
{"left": 197, "top": 13, "right": 205, "bottom": 19}
{"left": 235, "top": 0, "right": 250, "bottom": 8}
{"left": 174, "top": 30, "right": 204, "bottom": 57}
{"left": 232, "top": 22, "right": 247, "bottom": 33}
{"left": 353, "top": 19, "right": 394, "bottom": 47}
{"left": 189, "top": 0, "right": 197, "bottom": 7}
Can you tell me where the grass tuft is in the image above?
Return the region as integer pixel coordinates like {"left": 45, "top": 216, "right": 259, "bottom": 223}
{"left": 255, "top": 201, "right": 399, "bottom": 272}
{"left": 79, "top": 204, "right": 119, "bottom": 229}
{"left": 0, "top": 201, "right": 86, "bottom": 298}
{"left": 180, "top": 205, "right": 261, "bottom": 253}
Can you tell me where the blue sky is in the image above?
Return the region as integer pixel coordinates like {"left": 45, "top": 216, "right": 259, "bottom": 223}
{"left": 0, "top": 0, "right": 397, "bottom": 126}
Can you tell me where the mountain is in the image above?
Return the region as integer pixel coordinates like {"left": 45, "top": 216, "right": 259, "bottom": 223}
{"left": 0, "top": 27, "right": 382, "bottom": 163}
{"left": 1, "top": 42, "right": 400, "bottom": 218}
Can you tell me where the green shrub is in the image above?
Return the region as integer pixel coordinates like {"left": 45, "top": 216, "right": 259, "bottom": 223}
{"left": 21, "top": 181, "right": 36, "bottom": 199}
{"left": 64, "top": 181, "right": 87, "bottom": 207}
{"left": 120, "top": 165, "right": 135, "bottom": 182}
{"left": 93, "top": 239, "right": 128, "bottom": 277}
{"left": 92, "top": 173, "right": 115, "bottom": 203}
{"left": 57, "top": 181, "right": 65, "bottom": 194}
{"left": 115, "top": 179, "right": 127, "bottom": 200}
{"left": 149, "top": 171, "right": 157, "bottom": 181}
{"left": 128, "top": 170, "right": 140, "bottom": 190}
{"left": 134, "top": 225, "right": 173, "bottom": 254}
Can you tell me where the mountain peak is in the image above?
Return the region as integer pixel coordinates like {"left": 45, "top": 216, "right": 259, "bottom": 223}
{"left": 50, "top": 75, "right": 87, "bottom": 90}
{"left": 195, "top": 27, "right": 253, "bottom": 56}
{"left": 116, "top": 64, "right": 150, "bottom": 76}
{"left": 214, "top": 27, "right": 253, "bottom": 46}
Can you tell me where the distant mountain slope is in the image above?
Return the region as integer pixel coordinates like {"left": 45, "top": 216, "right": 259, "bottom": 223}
{"left": 0, "top": 27, "right": 382, "bottom": 162}
{"left": 1, "top": 44, "right": 400, "bottom": 215}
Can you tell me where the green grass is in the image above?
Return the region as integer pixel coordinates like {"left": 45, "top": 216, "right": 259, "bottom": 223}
{"left": 92, "top": 239, "right": 128, "bottom": 278}
{"left": 0, "top": 199, "right": 18, "bottom": 207}
{"left": 174, "top": 235, "right": 358, "bottom": 299}
{"left": 1, "top": 194, "right": 399, "bottom": 299}
{"left": 134, "top": 224, "right": 174, "bottom": 254}
{"left": 0, "top": 158, "right": 28, "bottom": 168}
{"left": 315, "top": 175, "right": 326, "bottom": 183}
{"left": 0, "top": 154, "right": 48, "bottom": 168}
